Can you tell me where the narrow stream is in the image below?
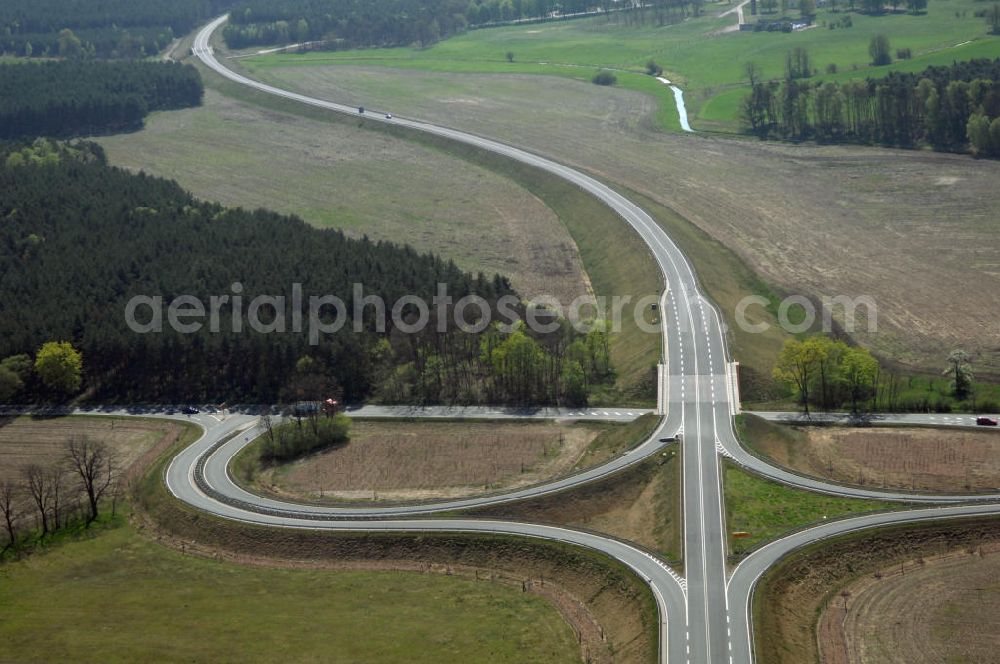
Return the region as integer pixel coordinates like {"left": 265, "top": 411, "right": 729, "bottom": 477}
{"left": 656, "top": 76, "right": 693, "bottom": 133}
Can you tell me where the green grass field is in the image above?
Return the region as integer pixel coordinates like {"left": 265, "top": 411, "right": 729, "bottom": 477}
{"left": 724, "top": 462, "right": 896, "bottom": 556}
{"left": 0, "top": 523, "right": 580, "bottom": 663}
{"left": 242, "top": 0, "right": 1000, "bottom": 131}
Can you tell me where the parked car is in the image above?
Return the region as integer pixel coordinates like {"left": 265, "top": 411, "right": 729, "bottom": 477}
{"left": 976, "top": 416, "right": 998, "bottom": 426}
{"left": 385, "top": 112, "right": 392, "bottom": 119}
{"left": 358, "top": 106, "right": 365, "bottom": 114}
{"left": 182, "top": 406, "right": 199, "bottom": 415}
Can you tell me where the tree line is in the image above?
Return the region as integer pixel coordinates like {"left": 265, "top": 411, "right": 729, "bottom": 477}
{"left": 0, "top": 60, "right": 203, "bottom": 139}
{"left": 1, "top": 435, "right": 120, "bottom": 557}
{"left": 222, "top": 0, "right": 708, "bottom": 50}
{"left": 772, "top": 336, "right": 993, "bottom": 415}
{"left": 466, "top": 0, "right": 704, "bottom": 28}
{"left": 0, "top": 140, "right": 611, "bottom": 407}
{"left": 223, "top": 0, "right": 471, "bottom": 49}
{"left": 773, "top": 336, "right": 882, "bottom": 414}
{"left": 743, "top": 56, "right": 1000, "bottom": 157}
{"left": 0, "top": 0, "right": 231, "bottom": 58}
{"left": 257, "top": 413, "right": 351, "bottom": 463}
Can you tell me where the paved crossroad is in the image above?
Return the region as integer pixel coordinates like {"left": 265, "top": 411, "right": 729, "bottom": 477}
{"left": 181, "top": 16, "right": 1000, "bottom": 663}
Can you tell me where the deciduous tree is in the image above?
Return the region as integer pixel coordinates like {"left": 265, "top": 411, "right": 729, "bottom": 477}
{"left": 0, "top": 480, "right": 19, "bottom": 551}
{"left": 57, "top": 28, "right": 82, "bottom": 58}
{"left": 65, "top": 436, "right": 116, "bottom": 525}
{"left": 0, "top": 367, "right": 22, "bottom": 402}
{"left": 22, "top": 464, "right": 52, "bottom": 535}
{"left": 35, "top": 341, "right": 83, "bottom": 395}
{"left": 869, "top": 34, "right": 892, "bottom": 66}
{"left": 841, "top": 346, "right": 879, "bottom": 413}
{"left": 968, "top": 112, "right": 992, "bottom": 155}
{"left": 773, "top": 337, "right": 827, "bottom": 414}
{"left": 946, "top": 349, "right": 973, "bottom": 400}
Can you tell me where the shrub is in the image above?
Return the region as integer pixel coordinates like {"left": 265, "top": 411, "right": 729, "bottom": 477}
{"left": 896, "top": 48, "right": 912, "bottom": 59}
{"left": 825, "top": 62, "right": 838, "bottom": 74}
{"left": 978, "top": 399, "right": 999, "bottom": 413}
{"left": 592, "top": 70, "right": 617, "bottom": 86}
{"left": 259, "top": 414, "right": 351, "bottom": 463}
{"left": 646, "top": 59, "right": 663, "bottom": 76}
{"left": 869, "top": 33, "right": 892, "bottom": 66}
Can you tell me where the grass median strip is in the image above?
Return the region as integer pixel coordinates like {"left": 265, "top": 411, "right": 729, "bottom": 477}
{"left": 724, "top": 461, "right": 897, "bottom": 558}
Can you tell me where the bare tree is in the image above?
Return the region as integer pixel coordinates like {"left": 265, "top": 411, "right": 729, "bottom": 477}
{"left": 48, "top": 464, "right": 67, "bottom": 530}
{"left": 260, "top": 413, "right": 275, "bottom": 444}
{"left": 23, "top": 464, "right": 52, "bottom": 535}
{"left": 0, "top": 479, "right": 19, "bottom": 552}
{"left": 66, "top": 436, "right": 116, "bottom": 526}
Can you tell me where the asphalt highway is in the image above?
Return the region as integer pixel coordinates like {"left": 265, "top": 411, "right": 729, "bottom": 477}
{"left": 177, "top": 16, "right": 1000, "bottom": 663}
{"left": 191, "top": 16, "right": 717, "bottom": 660}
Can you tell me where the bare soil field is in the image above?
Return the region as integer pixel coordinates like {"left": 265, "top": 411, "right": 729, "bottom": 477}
{"left": 253, "top": 419, "right": 613, "bottom": 503}
{"left": 754, "top": 516, "right": 1000, "bottom": 664}
{"left": 0, "top": 416, "right": 182, "bottom": 485}
{"left": 252, "top": 65, "right": 1000, "bottom": 374}
{"left": 819, "top": 541, "right": 1000, "bottom": 664}
{"left": 96, "top": 89, "right": 592, "bottom": 305}
{"left": 740, "top": 414, "right": 1000, "bottom": 493}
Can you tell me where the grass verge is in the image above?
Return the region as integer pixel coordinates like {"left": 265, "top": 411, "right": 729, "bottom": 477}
{"left": 471, "top": 431, "right": 683, "bottom": 568}
{"left": 573, "top": 412, "right": 661, "bottom": 471}
{"left": 752, "top": 515, "right": 1000, "bottom": 664}
{"left": 724, "top": 461, "right": 896, "bottom": 559}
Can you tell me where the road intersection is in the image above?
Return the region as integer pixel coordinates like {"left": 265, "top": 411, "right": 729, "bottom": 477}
{"left": 153, "top": 17, "right": 1000, "bottom": 662}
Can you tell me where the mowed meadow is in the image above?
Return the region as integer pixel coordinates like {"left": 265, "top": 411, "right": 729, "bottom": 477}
{"left": 0, "top": 525, "right": 581, "bottom": 664}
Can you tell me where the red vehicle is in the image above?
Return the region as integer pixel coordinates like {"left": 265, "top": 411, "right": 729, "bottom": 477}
{"left": 976, "top": 416, "right": 998, "bottom": 426}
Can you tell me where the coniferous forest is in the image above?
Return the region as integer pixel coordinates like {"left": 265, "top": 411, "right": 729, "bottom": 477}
{"left": 0, "top": 0, "right": 231, "bottom": 58}
{"left": 743, "top": 58, "right": 1000, "bottom": 156}
{"left": 0, "top": 60, "right": 204, "bottom": 139}
{"left": 0, "top": 142, "right": 611, "bottom": 406}
{"left": 221, "top": 0, "right": 705, "bottom": 50}
{"left": 222, "top": 0, "right": 472, "bottom": 49}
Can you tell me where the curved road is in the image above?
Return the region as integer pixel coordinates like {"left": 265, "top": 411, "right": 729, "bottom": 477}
{"left": 178, "top": 15, "right": 1000, "bottom": 664}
